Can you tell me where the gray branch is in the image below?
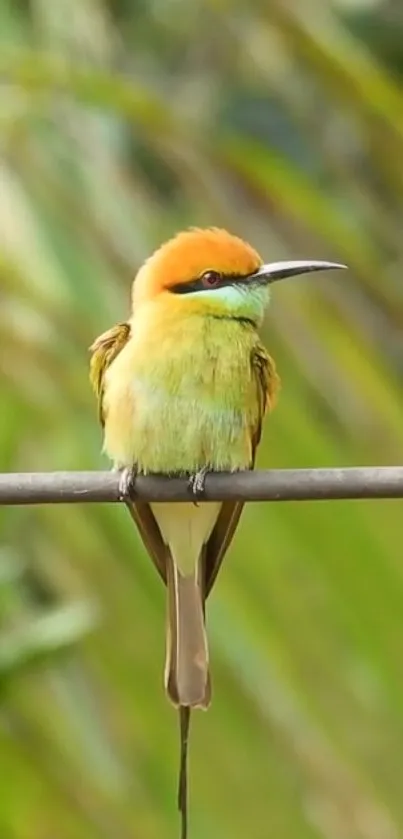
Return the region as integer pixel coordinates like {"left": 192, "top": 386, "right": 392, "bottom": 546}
{"left": 0, "top": 467, "right": 403, "bottom": 505}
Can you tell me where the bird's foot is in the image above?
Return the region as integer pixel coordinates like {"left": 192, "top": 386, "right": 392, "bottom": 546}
{"left": 118, "top": 466, "right": 137, "bottom": 501}
{"left": 188, "top": 466, "right": 209, "bottom": 506}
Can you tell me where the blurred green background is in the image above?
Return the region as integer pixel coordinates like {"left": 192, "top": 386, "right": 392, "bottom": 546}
{"left": 1, "top": 0, "right": 403, "bottom": 837}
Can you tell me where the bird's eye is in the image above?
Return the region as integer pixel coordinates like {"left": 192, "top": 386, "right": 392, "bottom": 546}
{"left": 201, "top": 270, "right": 221, "bottom": 288}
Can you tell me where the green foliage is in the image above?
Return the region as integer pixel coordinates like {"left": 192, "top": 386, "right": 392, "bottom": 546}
{"left": 1, "top": 1, "right": 403, "bottom": 837}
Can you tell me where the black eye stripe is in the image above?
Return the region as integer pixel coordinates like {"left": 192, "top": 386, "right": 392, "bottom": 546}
{"left": 171, "top": 274, "right": 249, "bottom": 295}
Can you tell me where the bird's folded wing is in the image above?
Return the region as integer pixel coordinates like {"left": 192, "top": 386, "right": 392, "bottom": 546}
{"left": 204, "top": 343, "right": 279, "bottom": 596}
{"left": 89, "top": 322, "right": 168, "bottom": 582}
{"left": 89, "top": 322, "right": 132, "bottom": 426}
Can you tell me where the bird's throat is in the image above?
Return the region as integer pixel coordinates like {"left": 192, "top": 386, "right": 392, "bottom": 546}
{"left": 182, "top": 283, "right": 269, "bottom": 326}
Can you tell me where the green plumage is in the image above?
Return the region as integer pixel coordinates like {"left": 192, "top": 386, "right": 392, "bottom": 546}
{"left": 101, "top": 312, "right": 277, "bottom": 474}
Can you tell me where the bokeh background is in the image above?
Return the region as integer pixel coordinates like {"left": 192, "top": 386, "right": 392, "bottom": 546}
{"left": 1, "top": 0, "right": 403, "bottom": 837}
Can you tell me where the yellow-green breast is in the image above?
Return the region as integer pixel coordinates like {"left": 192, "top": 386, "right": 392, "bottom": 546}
{"left": 102, "top": 304, "right": 262, "bottom": 474}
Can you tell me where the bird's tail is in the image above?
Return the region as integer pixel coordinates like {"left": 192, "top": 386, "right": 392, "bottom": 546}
{"left": 165, "top": 550, "right": 211, "bottom": 710}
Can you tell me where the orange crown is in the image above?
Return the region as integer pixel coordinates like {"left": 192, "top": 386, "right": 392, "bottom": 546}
{"left": 132, "top": 227, "right": 263, "bottom": 306}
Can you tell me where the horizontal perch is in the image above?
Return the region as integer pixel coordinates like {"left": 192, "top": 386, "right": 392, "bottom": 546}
{"left": 0, "top": 467, "right": 403, "bottom": 505}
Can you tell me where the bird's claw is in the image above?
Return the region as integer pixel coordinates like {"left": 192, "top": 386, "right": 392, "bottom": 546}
{"left": 118, "top": 466, "right": 137, "bottom": 501}
{"left": 188, "top": 467, "right": 209, "bottom": 506}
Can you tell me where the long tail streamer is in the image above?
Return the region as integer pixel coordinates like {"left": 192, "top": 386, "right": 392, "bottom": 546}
{"left": 178, "top": 706, "right": 191, "bottom": 839}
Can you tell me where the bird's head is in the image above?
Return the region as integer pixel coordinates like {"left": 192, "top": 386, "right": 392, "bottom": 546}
{"left": 132, "top": 228, "right": 345, "bottom": 325}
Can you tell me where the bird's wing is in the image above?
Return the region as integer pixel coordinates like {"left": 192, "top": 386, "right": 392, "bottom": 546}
{"left": 249, "top": 342, "right": 279, "bottom": 457}
{"left": 89, "top": 322, "right": 131, "bottom": 426}
{"left": 204, "top": 343, "right": 279, "bottom": 596}
{"left": 89, "top": 322, "right": 168, "bottom": 584}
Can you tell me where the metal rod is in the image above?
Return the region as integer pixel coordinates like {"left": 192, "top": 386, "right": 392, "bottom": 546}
{"left": 0, "top": 467, "right": 403, "bottom": 505}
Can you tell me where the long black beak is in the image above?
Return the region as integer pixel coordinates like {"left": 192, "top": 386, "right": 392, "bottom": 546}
{"left": 249, "top": 259, "right": 347, "bottom": 285}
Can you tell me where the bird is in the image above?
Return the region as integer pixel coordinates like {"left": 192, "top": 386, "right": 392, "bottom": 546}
{"left": 89, "top": 227, "right": 345, "bottom": 837}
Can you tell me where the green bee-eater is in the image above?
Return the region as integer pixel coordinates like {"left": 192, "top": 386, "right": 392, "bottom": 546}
{"left": 90, "top": 226, "right": 345, "bottom": 837}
